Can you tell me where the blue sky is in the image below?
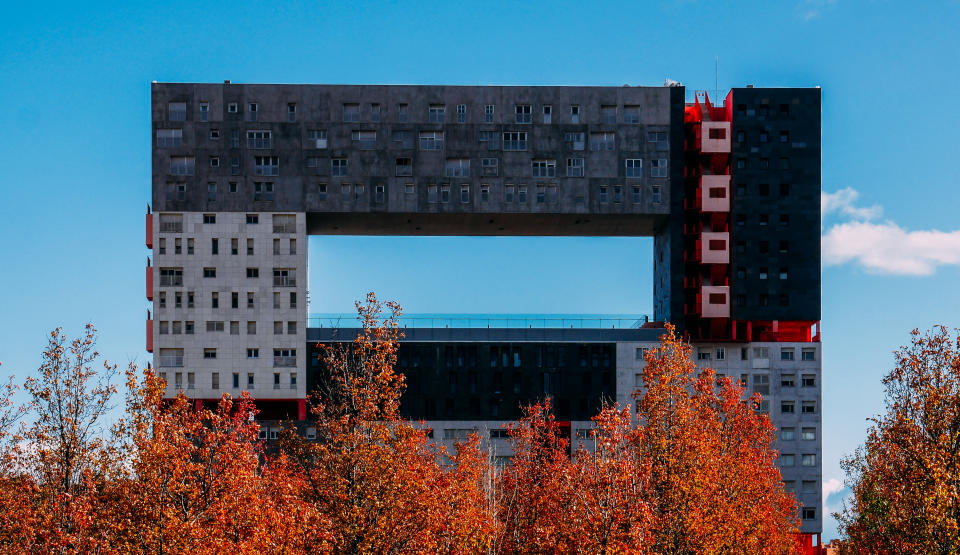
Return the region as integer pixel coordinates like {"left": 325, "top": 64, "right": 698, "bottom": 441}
{"left": 1, "top": 0, "right": 958, "bottom": 540}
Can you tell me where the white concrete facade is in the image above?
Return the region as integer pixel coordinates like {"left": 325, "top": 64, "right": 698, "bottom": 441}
{"left": 151, "top": 211, "right": 307, "bottom": 400}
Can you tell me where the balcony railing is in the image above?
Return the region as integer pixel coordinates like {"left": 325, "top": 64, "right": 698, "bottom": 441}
{"left": 273, "top": 276, "right": 296, "bottom": 287}
{"left": 308, "top": 313, "right": 652, "bottom": 330}
{"left": 274, "top": 356, "right": 297, "bottom": 368}
{"left": 158, "top": 355, "right": 184, "bottom": 367}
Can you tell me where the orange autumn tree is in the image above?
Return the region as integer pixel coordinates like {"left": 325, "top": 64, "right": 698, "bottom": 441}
{"left": 103, "top": 368, "right": 276, "bottom": 554}
{"left": 273, "top": 293, "right": 492, "bottom": 553}
{"left": 836, "top": 326, "right": 960, "bottom": 554}
{"left": 635, "top": 325, "right": 800, "bottom": 553}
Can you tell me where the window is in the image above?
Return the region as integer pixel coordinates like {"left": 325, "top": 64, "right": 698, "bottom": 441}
{"left": 651, "top": 186, "right": 661, "bottom": 203}
{"left": 460, "top": 185, "right": 470, "bottom": 203}
{"left": 211, "top": 292, "right": 219, "bottom": 309}
{"left": 168, "top": 102, "right": 186, "bottom": 121}
{"left": 273, "top": 214, "right": 296, "bottom": 233}
{"left": 781, "top": 348, "right": 795, "bottom": 361}
{"left": 781, "top": 374, "right": 796, "bottom": 388}
{"left": 156, "top": 128, "right": 182, "bottom": 147}
{"left": 597, "top": 104, "right": 619, "bottom": 124}
{"left": 253, "top": 182, "right": 273, "bottom": 201}
{"left": 455, "top": 103, "right": 466, "bottom": 123}
{"left": 780, "top": 427, "right": 795, "bottom": 441}
{"left": 781, "top": 401, "right": 795, "bottom": 414}
{"left": 206, "top": 321, "right": 224, "bottom": 332}
{"left": 427, "top": 184, "right": 438, "bottom": 203}
{"left": 517, "top": 185, "right": 527, "bottom": 203}
{"left": 245, "top": 214, "right": 259, "bottom": 225}
{"left": 446, "top": 158, "right": 470, "bottom": 177}
{"left": 531, "top": 159, "right": 556, "bottom": 177}
{"left": 535, "top": 184, "right": 545, "bottom": 204}
{"left": 157, "top": 238, "right": 166, "bottom": 255}
{"left": 419, "top": 131, "right": 444, "bottom": 150}
{"left": 375, "top": 185, "right": 385, "bottom": 203}
{"left": 273, "top": 268, "right": 296, "bottom": 287}
{"left": 753, "top": 374, "right": 770, "bottom": 395}
{"left": 172, "top": 320, "right": 182, "bottom": 334}
{"left": 780, "top": 130, "right": 790, "bottom": 143}
{"left": 246, "top": 238, "right": 254, "bottom": 255}
{"left": 169, "top": 156, "right": 195, "bottom": 175}
{"left": 351, "top": 131, "right": 376, "bottom": 150}
{"left": 393, "top": 157, "right": 413, "bottom": 177}
{"left": 274, "top": 349, "right": 297, "bottom": 367}
{"left": 515, "top": 104, "right": 531, "bottom": 124}
{"left": 440, "top": 185, "right": 450, "bottom": 203}
{"left": 801, "top": 454, "right": 816, "bottom": 466}
{"left": 247, "top": 348, "right": 259, "bottom": 359}
{"left": 650, "top": 159, "right": 668, "bottom": 177}
{"left": 211, "top": 372, "right": 219, "bottom": 390}
{"left": 560, "top": 133, "right": 585, "bottom": 152}
{"left": 318, "top": 183, "right": 327, "bottom": 200}
{"left": 287, "top": 321, "right": 297, "bottom": 335}
{"left": 480, "top": 184, "right": 490, "bottom": 202}
{"left": 801, "top": 401, "right": 816, "bottom": 414}
{"left": 429, "top": 104, "right": 446, "bottom": 123}
{"left": 158, "top": 321, "right": 169, "bottom": 335}
{"left": 802, "top": 374, "right": 816, "bottom": 388}
{"left": 625, "top": 159, "right": 643, "bottom": 177}
{"left": 599, "top": 186, "right": 608, "bottom": 203}
{"left": 570, "top": 104, "right": 581, "bottom": 123}
{"left": 648, "top": 131, "right": 668, "bottom": 150}
{"left": 245, "top": 267, "right": 259, "bottom": 278}
{"left": 207, "top": 182, "right": 216, "bottom": 201}
{"left": 287, "top": 102, "right": 296, "bottom": 122}
{"left": 203, "top": 348, "right": 216, "bottom": 359}
{"left": 566, "top": 158, "right": 584, "bottom": 177}
{"left": 343, "top": 103, "right": 359, "bottom": 122}
{"left": 159, "top": 267, "right": 183, "bottom": 286}
{"left": 186, "top": 372, "right": 195, "bottom": 389}
{"left": 308, "top": 129, "right": 328, "bottom": 149}
{"left": 632, "top": 186, "right": 641, "bottom": 203}
{"left": 590, "top": 132, "right": 615, "bottom": 151}
{"left": 624, "top": 105, "right": 641, "bottom": 124}
{"left": 504, "top": 185, "right": 514, "bottom": 202}
{"left": 802, "top": 507, "right": 816, "bottom": 521}
{"left": 503, "top": 132, "right": 527, "bottom": 151}
{"left": 404, "top": 183, "right": 415, "bottom": 195}
{"left": 254, "top": 156, "right": 279, "bottom": 176}
{"left": 246, "top": 320, "right": 256, "bottom": 335}
{"left": 635, "top": 347, "right": 649, "bottom": 360}
{"left": 779, "top": 267, "right": 789, "bottom": 280}
{"left": 247, "top": 372, "right": 255, "bottom": 386}
{"left": 199, "top": 102, "right": 209, "bottom": 121}
{"left": 801, "top": 348, "right": 816, "bottom": 361}
{"left": 781, "top": 454, "right": 795, "bottom": 466}
{"left": 227, "top": 102, "right": 238, "bottom": 114}
{"left": 246, "top": 103, "right": 258, "bottom": 122}
{"left": 331, "top": 158, "right": 348, "bottom": 176}
{"left": 397, "top": 103, "right": 408, "bottom": 122}
{"left": 481, "top": 158, "right": 498, "bottom": 176}
{"left": 715, "top": 348, "right": 725, "bottom": 361}
{"left": 802, "top": 427, "right": 816, "bottom": 441}
{"left": 542, "top": 105, "right": 552, "bottom": 123}
{"left": 613, "top": 186, "right": 623, "bottom": 203}
{"left": 697, "top": 350, "right": 711, "bottom": 361}
{"left": 484, "top": 104, "right": 495, "bottom": 122}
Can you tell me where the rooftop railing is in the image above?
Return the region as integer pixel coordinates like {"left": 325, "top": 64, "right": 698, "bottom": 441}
{"left": 308, "top": 313, "right": 652, "bottom": 330}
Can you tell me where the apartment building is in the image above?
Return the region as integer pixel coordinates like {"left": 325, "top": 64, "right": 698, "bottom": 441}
{"left": 147, "top": 81, "right": 821, "bottom": 546}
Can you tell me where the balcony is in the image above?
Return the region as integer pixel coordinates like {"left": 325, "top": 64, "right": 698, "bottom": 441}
{"left": 274, "top": 356, "right": 297, "bottom": 368}
{"left": 700, "top": 286, "right": 730, "bottom": 318}
{"left": 700, "top": 232, "right": 730, "bottom": 264}
{"left": 146, "top": 312, "right": 153, "bottom": 353}
{"left": 701, "top": 122, "right": 731, "bottom": 153}
{"left": 701, "top": 175, "right": 730, "bottom": 213}
{"left": 273, "top": 275, "right": 296, "bottom": 287}
{"left": 145, "top": 208, "right": 153, "bottom": 248}
{"left": 158, "top": 355, "right": 184, "bottom": 367}
{"left": 145, "top": 258, "right": 153, "bottom": 301}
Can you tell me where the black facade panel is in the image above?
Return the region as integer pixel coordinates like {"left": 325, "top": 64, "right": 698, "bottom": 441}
{"left": 729, "top": 88, "right": 821, "bottom": 322}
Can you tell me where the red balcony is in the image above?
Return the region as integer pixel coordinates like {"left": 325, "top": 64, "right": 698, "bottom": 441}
{"left": 145, "top": 206, "right": 153, "bottom": 249}
{"left": 146, "top": 311, "right": 153, "bottom": 353}
{"left": 146, "top": 258, "right": 153, "bottom": 301}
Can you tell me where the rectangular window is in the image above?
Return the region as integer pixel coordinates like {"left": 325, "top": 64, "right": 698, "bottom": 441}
{"left": 781, "top": 374, "right": 796, "bottom": 388}
{"left": 396, "top": 103, "right": 408, "bottom": 122}
{"left": 394, "top": 157, "right": 413, "bottom": 177}
{"left": 504, "top": 185, "right": 514, "bottom": 202}
{"left": 375, "top": 184, "right": 385, "bottom": 203}
{"left": 445, "top": 158, "right": 470, "bottom": 177}
{"left": 273, "top": 268, "right": 296, "bottom": 287}
{"left": 802, "top": 427, "right": 816, "bottom": 441}
{"left": 802, "top": 374, "right": 816, "bottom": 388}
{"left": 203, "top": 348, "right": 217, "bottom": 359}
{"left": 272, "top": 214, "right": 295, "bottom": 233}
{"left": 515, "top": 104, "right": 531, "bottom": 124}
{"left": 648, "top": 131, "right": 668, "bottom": 150}
{"left": 564, "top": 132, "right": 585, "bottom": 150}
{"left": 308, "top": 129, "right": 328, "bottom": 149}
{"left": 517, "top": 185, "right": 527, "bottom": 203}
{"left": 168, "top": 102, "right": 186, "bottom": 121}
{"left": 246, "top": 103, "right": 258, "bottom": 122}
{"left": 287, "top": 321, "right": 297, "bottom": 335}
{"left": 542, "top": 105, "right": 552, "bottom": 124}
{"left": 566, "top": 158, "right": 584, "bottom": 177}
{"left": 600, "top": 105, "right": 617, "bottom": 124}
{"left": 199, "top": 102, "right": 209, "bottom": 121}
{"left": 650, "top": 159, "right": 668, "bottom": 178}
{"left": 456, "top": 103, "right": 466, "bottom": 123}
{"left": 253, "top": 182, "right": 273, "bottom": 201}
{"left": 802, "top": 507, "right": 816, "bottom": 521}
{"left": 246, "top": 321, "right": 256, "bottom": 335}
{"left": 287, "top": 102, "right": 296, "bottom": 122}
{"left": 159, "top": 267, "right": 183, "bottom": 286}
{"left": 480, "top": 184, "right": 490, "bottom": 202}
{"left": 802, "top": 348, "right": 816, "bottom": 361}
{"left": 631, "top": 186, "right": 641, "bottom": 203}
{"left": 503, "top": 132, "right": 527, "bottom": 151}
{"left": 624, "top": 105, "right": 641, "bottom": 124}
{"left": 484, "top": 104, "right": 495, "bottom": 122}
{"left": 570, "top": 104, "right": 581, "bottom": 123}
{"left": 781, "top": 454, "right": 795, "bottom": 466}
{"left": 651, "top": 186, "right": 661, "bottom": 203}
{"left": 318, "top": 183, "right": 327, "bottom": 200}
{"left": 429, "top": 104, "right": 446, "bottom": 123}
{"left": 781, "top": 348, "right": 795, "bottom": 361}
{"left": 780, "top": 427, "right": 795, "bottom": 441}
{"left": 781, "top": 401, "right": 795, "bottom": 414}
{"left": 625, "top": 158, "right": 643, "bottom": 177}
{"left": 156, "top": 128, "right": 182, "bottom": 147}
{"left": 343, "top": 103, "right": 360, "bottom": 122}
{"left": 590, "top": 132, "right": 615, "bottom": 151}
{"left": 440, "top": 185, "right": 450, "bottom": 203}
{"left": 351, "top": 130, "right": 376, "bottom": 150}
{"left": 169, "top": 156, "right": 195, "bottom": 175}
{"left": 246, "top": 238, "right": 254, "bottom": 255}
{"left": 531, "top": 159, "right": 556, "bottom": 177}
{"left": 460, "top": 185, "right": 470, "bottom": 203}
{"left": 801, "top": 454, "right": 816, "bottom": 466}
{"left": 254, "top": 156, "right": 279, "bottom": 176}
{"left": 419, "top": 131, "right": 444, "bottom": 150}
{"left": 331, "top": 158, "right": 348, "bottom": 176}
{"left": 247, "top": 348, "right": 259, "bottom": 359}
{"left": 205, "top": 321, "right": 224, "bottom": 332}
{"left": 753, "top": 374, "right": 770, "bottom": 395}
{"left": 481, "top": 157, "right": 498, "bottom": 176}
{"left": 246, "top": 130, "right": 272, "bottom": 149}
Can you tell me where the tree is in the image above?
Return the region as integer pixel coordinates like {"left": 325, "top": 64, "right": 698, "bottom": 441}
{"left": 634, "top": 325, "right": 800, "bottom": 553}
{"left": 837, "top": 326, "right": 960, "bottom": 554}
{"left": 274, "top": 292, "right": 493, "bottom": 553}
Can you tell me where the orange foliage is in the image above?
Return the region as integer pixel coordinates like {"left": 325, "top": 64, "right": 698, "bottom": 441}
{"left": 837, "top": 326, "right": 960, "bottom": 554}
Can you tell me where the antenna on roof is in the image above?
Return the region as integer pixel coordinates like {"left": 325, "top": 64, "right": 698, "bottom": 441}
{"left": 715, "top": 56, "right": 719, "bottom": 102}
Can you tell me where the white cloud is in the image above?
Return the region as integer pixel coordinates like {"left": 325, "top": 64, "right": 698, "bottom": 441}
{"left": 822, "top": 477, "right": 844, "bottom": 510}
{"left": 822, "top": 187, "right": 882, "bottom": 221}
{"left": 823, "top": 220, "right": 960, "bottom": 276}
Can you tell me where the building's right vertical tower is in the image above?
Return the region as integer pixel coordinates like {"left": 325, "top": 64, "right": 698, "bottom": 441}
{"left": 680, "top": 86, "right": 823, "bottom": 550}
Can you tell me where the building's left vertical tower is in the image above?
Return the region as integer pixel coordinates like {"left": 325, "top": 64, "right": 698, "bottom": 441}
{"left": 148, "top": 82, "right": 308, "bottom": 420}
